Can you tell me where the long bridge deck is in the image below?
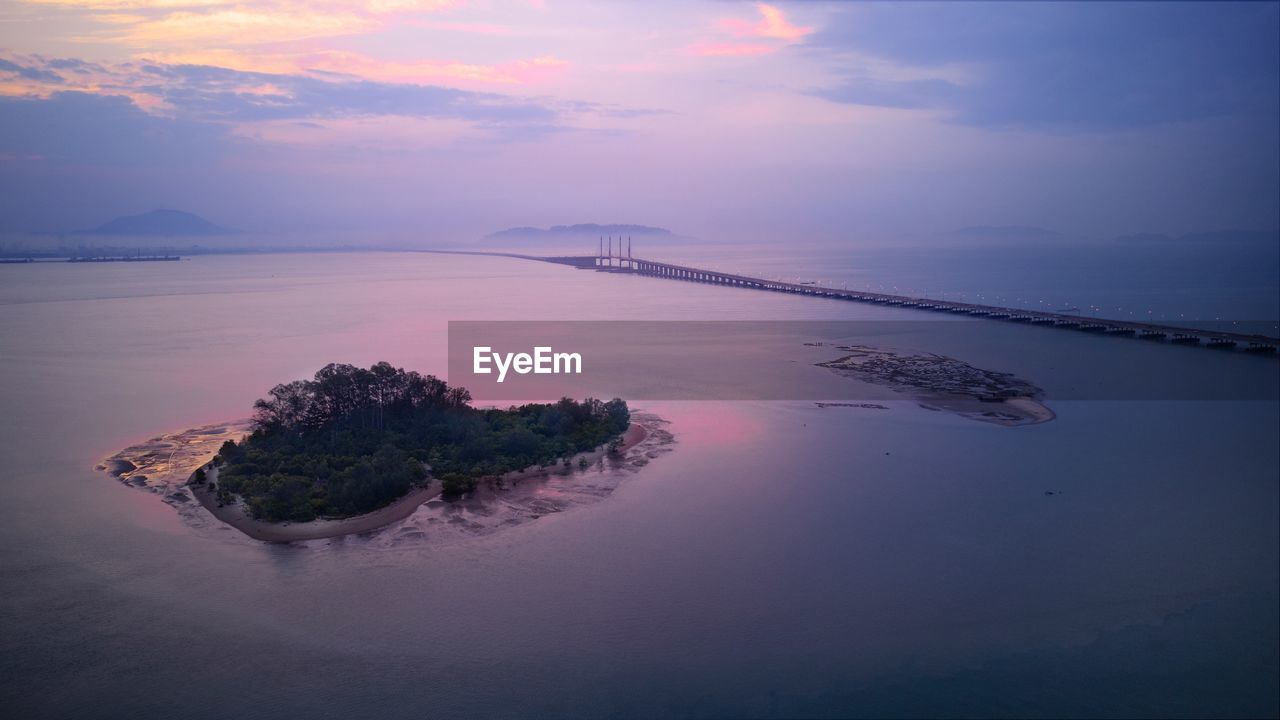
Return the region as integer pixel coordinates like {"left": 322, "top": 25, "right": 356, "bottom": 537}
{"left": 561, "top": 254, "right": 1279, "bottom": 354}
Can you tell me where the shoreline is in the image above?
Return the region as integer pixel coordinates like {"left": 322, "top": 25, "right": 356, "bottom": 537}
{"left": 190, "top": 420, "right": 652, "bottom": 543}
{"left": 191, "top": 467, "right": 443, "bottom": 543}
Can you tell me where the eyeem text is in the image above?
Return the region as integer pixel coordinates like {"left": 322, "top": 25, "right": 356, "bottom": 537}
{"left": 473, "top": 346, "right": 583, "bottom": 383}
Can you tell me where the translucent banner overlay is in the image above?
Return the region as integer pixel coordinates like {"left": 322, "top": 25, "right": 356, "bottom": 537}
{"left": 447, "top": 321, "right": 1280, "bottom": 402}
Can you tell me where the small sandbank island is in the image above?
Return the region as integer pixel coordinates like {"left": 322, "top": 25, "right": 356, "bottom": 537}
{"left": 100, "top": 362, "right": 669, "bottom": 543}
{"left": 815, "top": 345, "right": 1055, "bottom": 426}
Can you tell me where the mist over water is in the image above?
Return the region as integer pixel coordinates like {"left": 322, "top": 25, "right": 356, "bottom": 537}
{"left": 0, "top": 252, "right": 1275, "bottom": 718}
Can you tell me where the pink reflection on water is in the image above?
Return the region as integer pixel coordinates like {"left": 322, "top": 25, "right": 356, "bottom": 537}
{"left": 651, "top": 401, "right": 763, "bottom": 447}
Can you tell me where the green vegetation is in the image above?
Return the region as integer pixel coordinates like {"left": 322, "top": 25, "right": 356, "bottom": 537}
{"left": 213, "top": 362, "right": 629, "bottom": 523}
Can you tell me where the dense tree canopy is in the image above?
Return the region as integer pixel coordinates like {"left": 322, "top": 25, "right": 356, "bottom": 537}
{"left": 213, "top": 362, "right": 629, "bottom": 523}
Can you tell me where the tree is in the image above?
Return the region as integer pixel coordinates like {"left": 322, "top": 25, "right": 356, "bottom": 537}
{"left": 218, "top": 361, "right": 630, "bottom": 519}
{"left": 439, "top": 472, "right": 476, "bottom": 497}
{"left": 252, "top": 380, "right": 312, "bottom": 431}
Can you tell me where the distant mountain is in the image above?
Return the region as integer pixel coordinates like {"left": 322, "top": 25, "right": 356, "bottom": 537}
{"left": 950, "top": 225, "right": 1064, "bottom": 240}
{"left": 488, "top": 223, "right": 674, "bottom": 240}
{"left": 77, "top": 209, "right": 234, "bottom": 236}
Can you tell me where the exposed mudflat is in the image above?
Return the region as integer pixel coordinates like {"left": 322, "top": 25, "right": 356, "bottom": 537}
{"left": 816, "top": 345, "right": 1054, "bottom": 426}
{"left": 97, "top": 421, "right": 252, "bottom": 513}
{"left": 359, "top": 413, "right": 675, "bottom": 550}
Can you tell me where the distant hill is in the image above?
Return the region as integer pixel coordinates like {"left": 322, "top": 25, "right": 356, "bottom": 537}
{"left": 77, "top": 209, "right": 234, "bottom": 236}
{"left": 950, "top": 225, "right": 1064, "bottom": 241}
{"left": 488, "top": 223, "right": 674, "bottom": 240}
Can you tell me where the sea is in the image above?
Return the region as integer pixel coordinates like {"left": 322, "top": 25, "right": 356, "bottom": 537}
{"left": 0, "top": 246, "right": 1276, "bottom": 718}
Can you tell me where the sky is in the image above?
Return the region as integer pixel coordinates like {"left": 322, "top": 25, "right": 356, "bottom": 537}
{"left": 0, "top": 0, "right": 1277, "bottom": 243}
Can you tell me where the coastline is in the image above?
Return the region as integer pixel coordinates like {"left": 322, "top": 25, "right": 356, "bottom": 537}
{"left": 189, "top": 420, "right": 652, "bottom": 543}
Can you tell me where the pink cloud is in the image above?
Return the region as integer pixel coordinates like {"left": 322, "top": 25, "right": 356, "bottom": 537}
{"left": 719, "top": 2, "right": 812, "bottom": 41}
{"left": 693, "top": 2, "right": 812, "bottom": 59}
{"left": 23, "top": 0, "right": 467, "bottom": 47}
{"left": 136, "top": 50, "right": 568, "bottom": 87}
{"left": 750, "top": 2, "right": 812, "bottom": 41}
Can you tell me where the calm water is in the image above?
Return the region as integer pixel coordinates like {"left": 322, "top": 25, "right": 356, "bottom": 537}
{"left": 0, "top": 252, "right": 1276, "bottom": 718}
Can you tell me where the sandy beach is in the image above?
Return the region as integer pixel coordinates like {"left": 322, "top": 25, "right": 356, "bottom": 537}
{"left": 190, "top": 466, "right": 443, "bottom": 542}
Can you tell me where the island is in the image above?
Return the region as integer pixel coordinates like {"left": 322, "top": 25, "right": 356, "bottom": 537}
{"left": 96, "top": 361, "right": 671, "bottom": 544}
{"left": 75, "top": 208, "right": 235, "bottom": 236}
{"left": 200, "top": 362, "right": 632, "bottom": 526}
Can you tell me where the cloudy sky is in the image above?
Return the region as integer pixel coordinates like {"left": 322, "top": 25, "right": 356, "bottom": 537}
{"left": 0, "top": 0, "right": 1277, "bottom": 242}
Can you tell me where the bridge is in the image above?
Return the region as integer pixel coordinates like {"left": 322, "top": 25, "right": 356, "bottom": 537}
{"left": 416, "top": 244, "right": 1279, "bottom": 353}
